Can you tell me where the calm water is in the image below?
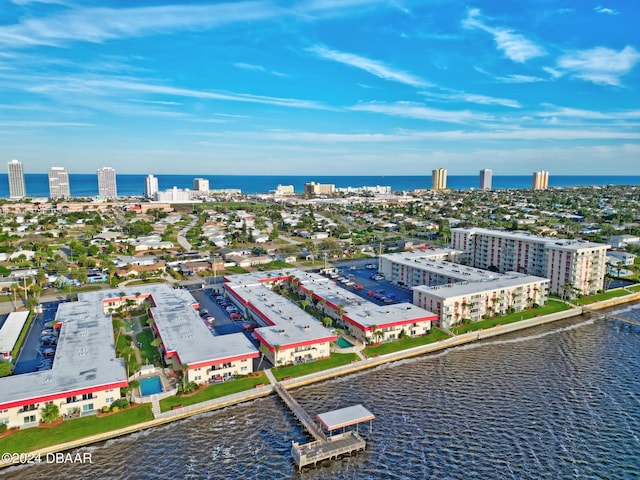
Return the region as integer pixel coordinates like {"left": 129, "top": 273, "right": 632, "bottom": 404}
{"left": 3, "top": 307, "right": 639, "bottom": 479}
{"left": 1, "top": 174, "right": 640, "bottom": 198}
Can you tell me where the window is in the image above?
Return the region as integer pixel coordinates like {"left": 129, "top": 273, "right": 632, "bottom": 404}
{"left": 105, "top": 397, "right": 114, "bottom": 404}
{"left": 23, "top": 415, "right": 36, "bottom": 424}
{"left": 0, "top": 418, "right": 9, "bottom": 425}
{"left": 82, "top": 393, "right": 94, "bottom": 401}
{"left": 82, "top": 404, "right": 94, "bottom": 412}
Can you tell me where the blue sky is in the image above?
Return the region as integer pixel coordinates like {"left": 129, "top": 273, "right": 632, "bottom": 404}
{"left": 1, "top": 0, "right": 639, "bottom": 175}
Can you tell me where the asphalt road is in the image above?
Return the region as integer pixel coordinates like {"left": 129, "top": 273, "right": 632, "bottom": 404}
{"left": 13, "top": 301, "right": 61, "bottom": 374}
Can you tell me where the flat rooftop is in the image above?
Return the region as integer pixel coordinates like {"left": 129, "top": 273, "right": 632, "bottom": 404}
{"left": 84, "top": 285, "right": 258, "bottom": 366}
{"left": 317, "top": 404, "right": 375, "bottom": 431}
{"left": 226, "top": 282, "right": 336, "bottom": 349}
{"left": 0, "top": 311, "right": 30, "bottom": 354}
{"left": 0, "top": 298, "right": 127, "bottom": 408}
{"left": 227, "top": 269, "right": 437, "bottom": 331}
{"left": 413, "top": 274, "right": 549, "bottom": 299}
{"left": 454, "top": 227, "right": 608, "bottom": 251}
{"left": 382, "top": 252, "right": 499, "bottom": 282}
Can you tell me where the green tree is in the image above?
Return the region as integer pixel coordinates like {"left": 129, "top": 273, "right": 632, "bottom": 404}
{"left": 40, "top": 403, "right": 60, "bottom": 423}
{"left": 0, "top": 360, "right": 13, "bottom": 377}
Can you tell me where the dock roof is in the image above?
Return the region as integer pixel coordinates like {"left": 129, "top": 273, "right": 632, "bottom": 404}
{"left": 317, "top": 404, "right": 375, "bottom": 431}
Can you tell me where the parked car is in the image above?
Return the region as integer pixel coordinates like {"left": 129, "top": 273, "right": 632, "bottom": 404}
{"left": 365, "top": 264, "right": 376, "bottom": 269}
{"left": 230, "top": 312, "right": 242, "bottom": 320}
{"left": 41, "top": 329, "right": 55, "bottom": 336}
{"left": 40, "top": 336, "right": 57, "bottom": 346}
{"left": 372, "top": 274, "right": 384, "bottom": 281}
{"left": 354, "top": 284, "right": 364, "bottom": 290}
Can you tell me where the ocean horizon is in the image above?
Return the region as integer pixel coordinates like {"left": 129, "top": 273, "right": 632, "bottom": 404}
{"left": 1, "top": 174, "right": 640, "bottom": 199}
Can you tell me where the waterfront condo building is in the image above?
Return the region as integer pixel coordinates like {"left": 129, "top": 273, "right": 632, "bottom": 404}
{"left": 451, "top": 228, "right": 609, "bottom": 296}
{"left": 0, "top": 297, "right": 128, "bottom": 429}
{"left": 97, "top": 167, "right": 117, "bottom": 198}
{"left": 48, "top": 166, "right": 71, "bottom": 199}
{"left": 431, "top": 168, "right": 447, "bottom": 190}
{"left": 7, "top": 159, "right": 26, "bottom": 199}
{"left": 193, "top": 177, "right": 209, "bottom": 192}
{"left": 144, "top": 174, "right": 159, "bottom": 198}
{"left": 532, "top": 171, "right": 549, "bottom": 190}
{"left": 479, "top": 169, "right": 492, "bottom": 190}
{"left": 303, "top": 182, "right": 335, "bottom": 195}
{"left": 413, "top": 274, "right": 549, "bottom": 329}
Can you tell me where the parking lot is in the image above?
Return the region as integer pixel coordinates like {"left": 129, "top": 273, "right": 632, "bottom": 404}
{"left": 328, "top": 261, "right": 414, "bottom": 306}
{"left": 13, "top": 301, "right": 61, "bottom": 374}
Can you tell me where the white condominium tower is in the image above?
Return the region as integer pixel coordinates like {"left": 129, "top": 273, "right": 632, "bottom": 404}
{"left": 97, "top": 167, "right": 117, "bottom": 198}
{"left": 451, "top": 227, "right": 609, "bottom": 296}
{"left": 479, "top": 169, "right": 492, "bottom": 190}
{"left": 7, "top": 159, "right": 26, "bottom": 199}
{"left": 532, "top": 171, "right": 549, "bottom": 190}
{"left": 48, "top": 167, "right": 71, "bottom": 199}
{"left": 193, "top": 177, "right": 209, "bottom": 192}
{"left": 431, "top": 168, "right": 447, "bottom": 190}
{"left": 144, "top": 174, "right": 159, "bottom": 198}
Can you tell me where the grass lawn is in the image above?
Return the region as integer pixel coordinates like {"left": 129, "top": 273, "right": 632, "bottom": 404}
{"left": 364, "top": 329, "right": 452, "bottom": 357}
{"left": 255, "top": 261, "right": 295, "bottom": 270}
{"left": 0, "top": 404, "right": 154, "bottom": 454}
{"left": 572, "top": 288, "right": 633, "bottom": 305}
{"left": 626, "top": 284, "right": 640, "bottom": 292}
{"left": 73, "top": 284, "right": 105, "bottom": 293}
{"left": 271, "top": 353, "right": 359, "bottom": 381}
{"left": 136, "top": 328, "right": 159, "bottom": 364}
{"left": 224, "top": 266, "right": 249, "bottom": 274}
{"left": 159, "top": 373, "right": 267, "bottom": 412}
{"left": 451, "top": 300, "right": 570, "bottom": 335}
{"left": 125, "top": 278, "right": 168, "bottom": 286}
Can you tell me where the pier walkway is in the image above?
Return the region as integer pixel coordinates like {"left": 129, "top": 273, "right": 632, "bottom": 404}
{"left": 273, "top": 384, "right": 373, "bottom": 470}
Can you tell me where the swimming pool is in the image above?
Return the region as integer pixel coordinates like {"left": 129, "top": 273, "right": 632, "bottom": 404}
{"left": 140, "top": 376, "right": 163, "bottom": 396}
{"left": 334, "top": 337, "right": 354, "bottom": 349}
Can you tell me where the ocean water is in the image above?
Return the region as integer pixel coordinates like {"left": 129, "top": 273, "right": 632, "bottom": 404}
{"left": 3, "top": 308, "right": 639, "bottom": 479}
{"left": 1, "top": 174, "right": 640, "bottom": 198}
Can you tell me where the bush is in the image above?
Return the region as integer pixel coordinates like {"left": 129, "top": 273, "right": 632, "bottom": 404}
{"left": 111, "top": 406, "right": 119, "bottom": 414}
{"left": 102, "top": 406, "right": 110, "bottom": 414}
{"left": 110, "top": 398, "right": 130, "bottom": 410}
{"left": 0, "top": 424, "right": 7, "bottom": 433}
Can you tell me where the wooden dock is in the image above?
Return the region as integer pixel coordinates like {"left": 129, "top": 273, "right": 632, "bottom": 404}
{"left": 273, "top": 384, "right": 369, "bottom": 470}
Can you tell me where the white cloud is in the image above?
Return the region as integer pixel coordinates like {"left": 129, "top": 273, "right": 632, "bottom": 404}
{"left": 497, "top": 74, "right": 546, "bottom": 83}
{"left": 234, "top": 62, "right": 288, "bottom": 77}
{"left": 350, "top": 101, "right": 493, "bottom": 123}
{"left": 20, "top": 75, "right": 328, "bottom": 110}
{"left": 0, "top": 2, "right": 286, "bottom": 48}
{"left": 555, "top": 46, "right": 640, "bottom": 86}
{"left": 462, "top": 8, "right": 546, "bottom": 63}
{"left": 594, "top": 6, "right": 620, "bottom": 15}
{"left": 309, "top": 45, "right": 431, "bottom": 88}
{"left": 422, "top": 90, "right": 521, "bottom": 108}
{"left": 0, "top": 120, "right": 94, "bottom": 127}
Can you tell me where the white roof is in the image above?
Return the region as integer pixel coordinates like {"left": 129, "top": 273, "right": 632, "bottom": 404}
{"left": 0, "top": 311, "right": 30, "bottom": 354}
{"left": 413, "top": 274, "right": 549, "bottom": 299}
{"left": 317, "top": 404, "right": 375, "bottom": 431}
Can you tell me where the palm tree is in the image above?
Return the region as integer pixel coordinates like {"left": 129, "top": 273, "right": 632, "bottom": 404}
{"left": 10, "top": 283, "right": 19, "bottom": 309}
{"left": 322, "top": 316, "right": 333, "bottom": 328}
{"left": 257, "top": 344, "right": 270, "bottom": 370}
{"left": 273, "top": 345, "right": 281, "bottom": 367}
{"left": 180, "top": 363, "right": 189, "bottom": 391}
{"left": 127, "top": 379, "right": 140, "bottom": 402}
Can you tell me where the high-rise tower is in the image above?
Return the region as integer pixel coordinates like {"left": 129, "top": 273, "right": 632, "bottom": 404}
{"left": 193, "top": 178, "right": 210, "bottom": 192}
{"left": 7, "top": 159, "right": 26, "bottom": 199}
{"left": 97, "top": 167, "right": 117, "bottom": 198}
{"left": 479, "top": 169, "right": 492, "bottom": 190}
{"left": 144, "top": 174, "right": 159, "bottom": 198}
{"left": 431, "top": 168, "right": 447, "bottom": 190}
{"left": 532, "top": 171, "right": 549, "bottom": 190}
{"left": 48, "top": 167, "right": 71, "bottom": 199}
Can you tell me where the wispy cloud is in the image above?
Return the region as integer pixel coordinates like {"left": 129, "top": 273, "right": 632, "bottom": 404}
{"left": 462, "top": 8, "right": 546, "bottom": 63}
{"left": 234, "top": 62, "right": 288, "bottom": 77}
{"left": 0, "top": 2, "right": 285, "bottom": 48}
{"left": 0, "top": 120, "right": 94, "bottom": 127}
{"left": 496, "top": 74, "right": 546, "bottom": 83}
{"left": 309, "top": 45, "right": 431, "bottom": 88}
{"left": 421, "top": 90, "right": 521, "bottom": 108}
{"left": 594, "top": 6, "right": 620, "bottom": 15}
{"left": 350, "top": 101, "right": 492, "bottom": 123}
{"left": 14, "top": 74, "right": 328, "bottom": 110}
{"left": 555, "top": 46, "right": 640, "bottom": 86}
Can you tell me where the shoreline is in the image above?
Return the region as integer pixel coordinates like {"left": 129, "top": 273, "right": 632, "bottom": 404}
{"left": 2, "top": 291, "right": 639, "bottom": 469}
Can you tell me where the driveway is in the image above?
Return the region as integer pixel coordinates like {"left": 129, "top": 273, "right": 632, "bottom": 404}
{"left": 13, "top": 301, "right": 60, "bottom": 374}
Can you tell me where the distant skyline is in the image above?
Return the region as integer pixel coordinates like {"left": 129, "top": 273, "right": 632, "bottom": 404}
{"left": 1, "top": 1, "right": 639, "bottom": 175}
